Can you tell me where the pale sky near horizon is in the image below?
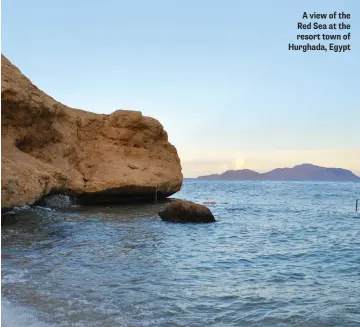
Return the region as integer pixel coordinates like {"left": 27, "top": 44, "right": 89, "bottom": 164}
{"left": 2, "top": 0, "right": 360, "bottom": 177}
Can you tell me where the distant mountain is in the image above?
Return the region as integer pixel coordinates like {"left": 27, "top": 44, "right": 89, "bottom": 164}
{"left": 198, "top": 169, "right": 261, "bottom": 180}
{"left": 196, "top": 164, "right": 360, "bottom": 181}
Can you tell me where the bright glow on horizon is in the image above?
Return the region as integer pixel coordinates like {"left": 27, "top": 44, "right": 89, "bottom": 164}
{"left": 179, "top": 148, "right": 360, "bottom": 177}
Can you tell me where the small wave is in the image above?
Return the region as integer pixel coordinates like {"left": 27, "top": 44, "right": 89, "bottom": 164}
{"left": 2, "top": 270, "right": 29, "bottom": 284}
{"left": 12, "top": 205, "right": 31, "bottom": 212}
{"left": 226, "top": 207, "right": 246, "bottom": 212}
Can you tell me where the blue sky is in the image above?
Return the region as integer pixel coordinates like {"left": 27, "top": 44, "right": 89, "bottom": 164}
{"left": 2, "top": 0, "right": 359, "bottom": 176}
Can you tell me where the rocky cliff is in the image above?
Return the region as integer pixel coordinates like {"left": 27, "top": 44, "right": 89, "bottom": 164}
{"left": 1, "top": 55, "right": 183, "bottom": 209}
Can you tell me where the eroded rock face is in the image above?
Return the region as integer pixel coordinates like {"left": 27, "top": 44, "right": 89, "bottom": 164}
{"left": 1, "top": 55, "right": 183, "bottom": 209}
{"left": 158, "top": 200, "right": 216, "bottom": 223}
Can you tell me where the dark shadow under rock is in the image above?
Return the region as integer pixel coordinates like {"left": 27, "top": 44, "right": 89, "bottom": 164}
{"left": 76, "top": 186, "right": 174, "bottom": 205}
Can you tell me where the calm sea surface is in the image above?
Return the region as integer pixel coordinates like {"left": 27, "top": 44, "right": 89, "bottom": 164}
{"left": 2, "top": 180, "right": 360, "bottom": 327}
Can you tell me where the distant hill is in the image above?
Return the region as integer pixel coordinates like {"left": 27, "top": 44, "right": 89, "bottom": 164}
{"left": 198, "top": 169, "right": 261, "bottom": 180}
{"left": 196, "top": 164, "right": 360, "bottom": 181}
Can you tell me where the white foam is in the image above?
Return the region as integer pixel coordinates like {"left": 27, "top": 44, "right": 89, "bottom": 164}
{"left": 34, "top": 206, "right": 53, "bottom": 211}
{"left": 12, "top": 205, "right": 31, "bottom": 212}
{"left": 1, "top": 299, "right": 54, "bottom": 327}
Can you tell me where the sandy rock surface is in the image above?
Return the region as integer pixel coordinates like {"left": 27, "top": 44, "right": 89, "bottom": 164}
{"left": 1, "top": 55, "right": 183, "bottom": 209}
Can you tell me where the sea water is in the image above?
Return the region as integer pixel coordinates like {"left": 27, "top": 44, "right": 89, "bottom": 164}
{"left": 2, "top": 180, "right": 360, "bottom": 327}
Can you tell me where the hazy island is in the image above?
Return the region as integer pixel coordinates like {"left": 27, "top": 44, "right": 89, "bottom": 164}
{"left": 195, "top": 164, "right": 360, "bottom": 181}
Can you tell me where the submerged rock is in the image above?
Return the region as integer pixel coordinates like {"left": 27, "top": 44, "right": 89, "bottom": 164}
{"left": 158, "top": 200, "right": 216, "bottom": 223}
{"left": 42, "top": 194, "right": 71, "bottom": 209}
{"left": 1, "top": 55, "right": 183, "bottom": 209}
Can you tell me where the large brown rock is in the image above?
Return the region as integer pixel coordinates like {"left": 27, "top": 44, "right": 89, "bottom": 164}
{"left": 158, "top": 200, "right": 216, "bottom": 223}
{"left": 1, "top": 55, "right": 183, "bottom": 209}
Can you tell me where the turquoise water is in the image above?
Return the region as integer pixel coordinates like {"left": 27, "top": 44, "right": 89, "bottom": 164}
{"left": 2, "top": 181, "right": 360, "bottom": 326}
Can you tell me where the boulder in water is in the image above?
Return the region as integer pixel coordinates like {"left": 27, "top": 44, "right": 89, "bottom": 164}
{"left": 158, "top": 200, "right": 216, "bottom": 223}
